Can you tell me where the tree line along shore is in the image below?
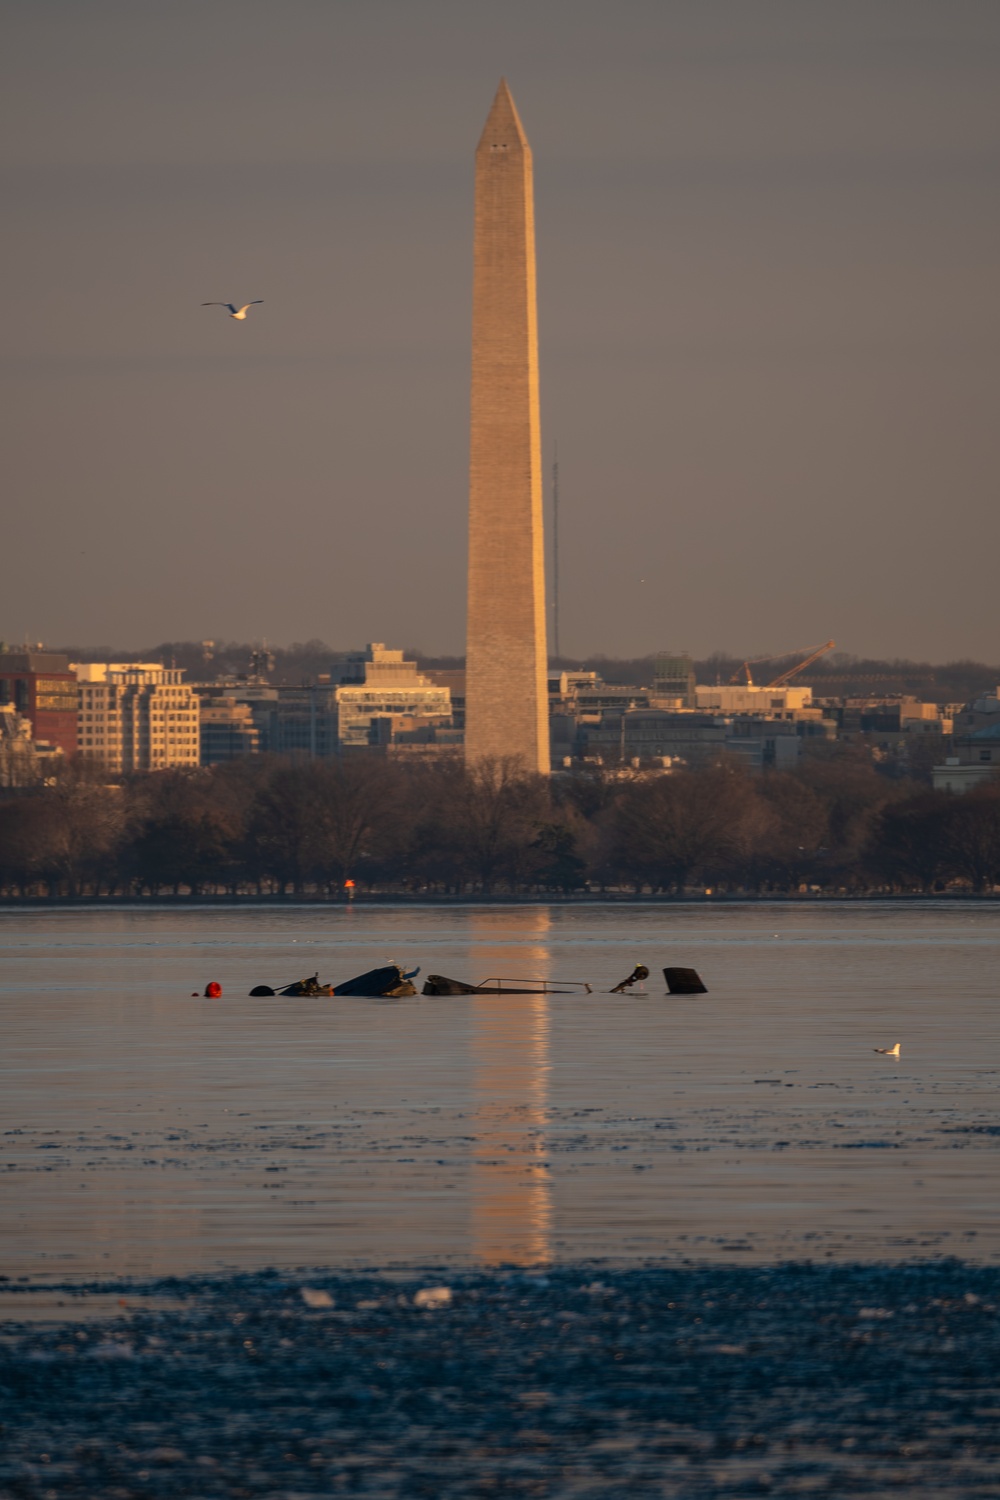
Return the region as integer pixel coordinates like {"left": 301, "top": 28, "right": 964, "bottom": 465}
{"left": 2, "top": 745, "right": 999, "bottom": 900}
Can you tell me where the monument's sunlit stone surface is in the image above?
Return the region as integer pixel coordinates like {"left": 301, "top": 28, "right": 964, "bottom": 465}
{"left": 466, "top": 80, "right": 550, "bottom": 774}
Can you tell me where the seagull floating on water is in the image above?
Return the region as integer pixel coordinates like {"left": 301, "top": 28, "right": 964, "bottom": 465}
{"left": 202, "top": 301, "right": 263, "bottom": 320}
{"left": 874, "top": 1042, "right": 901, "bottom": 1056}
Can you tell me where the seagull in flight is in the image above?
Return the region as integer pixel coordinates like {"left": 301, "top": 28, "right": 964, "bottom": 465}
{"left": 202, "top": 301, "right": 263, "bottom": 320}
{"left": 874, "top": 1042, "right": 901, "bottom": 1056}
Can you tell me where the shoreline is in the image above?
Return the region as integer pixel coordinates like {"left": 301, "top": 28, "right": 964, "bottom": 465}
{"left": 2, "top": 891, "right": 999, "bottom": 910}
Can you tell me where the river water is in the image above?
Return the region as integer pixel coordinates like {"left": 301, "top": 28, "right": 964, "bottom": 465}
{"left": 1, "top": 902, "right": 998, "bottom": 1282}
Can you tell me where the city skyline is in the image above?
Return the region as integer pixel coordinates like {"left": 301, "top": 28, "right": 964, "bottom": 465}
{"left": 2, "top": 1, "right": 998, "bottom": 660}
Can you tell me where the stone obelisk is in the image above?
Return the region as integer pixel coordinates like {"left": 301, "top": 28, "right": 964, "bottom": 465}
{"left": 465, "top": 79, "right": 550, "bottom": 775}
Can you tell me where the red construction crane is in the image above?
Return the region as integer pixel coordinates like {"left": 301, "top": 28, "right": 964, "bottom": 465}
{"left": 729, "top": 640, "right": 836, "bottom": 688}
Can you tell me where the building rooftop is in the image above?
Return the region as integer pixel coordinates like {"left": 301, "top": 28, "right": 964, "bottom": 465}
{"left": 0, "top": 652, "right": 72, "bottom": 674}
{"left": 74, "top": 662, "right": 186, "bottom": 684}
{"left": 331, "top": 643, "right": 432, "bottom": 689}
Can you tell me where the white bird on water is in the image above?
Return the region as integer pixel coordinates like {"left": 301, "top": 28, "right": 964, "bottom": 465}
{"left": 874, "top": 1042, "right": 901, "bottom": 1056}
{"left": 202, "top": 301, "right": 263, "bottom": 320}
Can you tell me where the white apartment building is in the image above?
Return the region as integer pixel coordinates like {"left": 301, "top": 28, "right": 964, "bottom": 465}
{"left": 74, "top": 663, "right": 200, "bottom": 772}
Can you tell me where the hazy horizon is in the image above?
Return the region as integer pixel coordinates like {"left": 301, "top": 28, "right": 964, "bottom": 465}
{"left": 3, "top": 0, "right": 998, "bottom": 661}
{"left": 32, "top": 638, "right": 1000, "bottom": 687}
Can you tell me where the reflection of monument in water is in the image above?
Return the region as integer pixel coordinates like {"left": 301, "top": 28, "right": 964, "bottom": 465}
{"left": 462, "top": 83, "right": 554, "bottom": 1264}
{"left": 468, "top": 908, "right": 552, "bottom": 1264}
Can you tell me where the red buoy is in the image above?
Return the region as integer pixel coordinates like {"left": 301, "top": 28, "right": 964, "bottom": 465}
{"left": 204, "top": 982, "right": 222, "bottom": 998}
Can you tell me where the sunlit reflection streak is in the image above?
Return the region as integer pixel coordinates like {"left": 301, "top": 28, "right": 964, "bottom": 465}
{"left": 468, "top": 910, "right": 552, "bottom": 1265}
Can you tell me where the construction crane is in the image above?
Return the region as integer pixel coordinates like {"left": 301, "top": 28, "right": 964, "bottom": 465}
{"left": 729, "top": 640, "right": 836, "bottom": 688}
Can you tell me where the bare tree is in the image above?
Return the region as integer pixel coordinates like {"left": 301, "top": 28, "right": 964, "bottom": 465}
{"left": 35, "top": 773, "right": 129, "bottom": 897}
{"left": 873, "top": 792, "right": 951, "bottom": 892}
{"left": 425, "top": 757, "right": 549, "bottom": 893}
{"left": 607, "top": 766, "right": 747, "bottom": 894}
{"left": 942, "top": 783, "right": 1000, "bottom": 893}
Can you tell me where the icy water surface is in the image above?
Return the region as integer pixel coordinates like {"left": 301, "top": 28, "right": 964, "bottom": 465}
{"left": 2, "top": 902, "right": 998, "bottom": 1281}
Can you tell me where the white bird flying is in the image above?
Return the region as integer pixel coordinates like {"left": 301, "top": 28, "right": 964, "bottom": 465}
{"left": 202, "top": 301, "right": 263, "bottom": 320}
{"left": 874, "top": 1042, "right": 901, "bottom": 1056}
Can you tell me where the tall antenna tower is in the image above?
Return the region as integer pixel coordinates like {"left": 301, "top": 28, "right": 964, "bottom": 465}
{"left": 551, "top": 442, "right": 560, "bottom": 661}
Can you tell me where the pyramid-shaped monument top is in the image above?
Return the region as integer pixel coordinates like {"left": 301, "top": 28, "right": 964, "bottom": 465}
{"left": 476, "top": 78, "right": 530, "bottom": 152}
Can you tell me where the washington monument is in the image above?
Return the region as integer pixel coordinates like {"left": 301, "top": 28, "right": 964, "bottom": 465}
{"left": 465, "top": 79, "right": 550, "bottom": 776}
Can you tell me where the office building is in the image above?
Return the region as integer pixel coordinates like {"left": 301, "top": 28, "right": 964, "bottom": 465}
{"left": 210, "top": 644, "right": 451, "bottom": 758}
{"left": 75, "top": 663, "right": 199, "bottom": 772}
{"left": 200, "top": 700, "right": 261, "bottom": 765}
{"left": 330, "top": 644, "right": 451, "bottom": 748}
{"left": 694, "top": 684, "right": 814, "bottom": 717}
{"left": 0, "top": 651, "right": 78, "bottom": 757}
{"left": 932, "top": 725, "right": 1000, "bottom": 793}
{"left": 653, "top": 653, "right": 697, "bottom": 708}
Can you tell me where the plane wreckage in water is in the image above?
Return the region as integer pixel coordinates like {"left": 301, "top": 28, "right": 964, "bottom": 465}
{"left": 244, "top": 965, "right": 707, "bottom": 999}
{"left": 422, "top": 975, "right": 592, "bottom": 995}
{"left": 250, "top": 965, "right": 420, "bottom": 998}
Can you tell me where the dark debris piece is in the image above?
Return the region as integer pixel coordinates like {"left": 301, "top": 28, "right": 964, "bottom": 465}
{"left": 664, "top": 966, "right": 708, "bottom": 994}
{"left": 1, "top": 1261, "right": 999, "bottom": 1497}
{"left": 610, "top": 965, "right": 650, "bottom": 994}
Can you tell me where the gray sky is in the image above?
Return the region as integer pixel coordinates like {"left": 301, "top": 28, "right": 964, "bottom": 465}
{"left": 3, "top": 0, "right": 998, "bottom": 661}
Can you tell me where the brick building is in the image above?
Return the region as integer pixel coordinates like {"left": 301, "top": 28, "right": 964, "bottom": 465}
{"left": 0, "top": 652, "right": 78, "bottom": 757}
